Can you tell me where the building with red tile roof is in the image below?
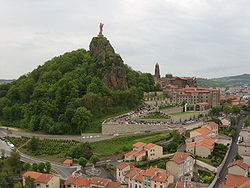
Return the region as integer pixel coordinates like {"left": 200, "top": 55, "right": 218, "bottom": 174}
{"left": 63, "top": 159, "right": 73, "bottom": 166}
{"left": 22, "top": 171, "right": 60, "bottom": 188}
{"left": 166, "top": 152, "right": 195, "bottom": 182}
{"left": 116, "top": 163, "right": 135, "bottom": 183}
{"left": 220, "top": 174, "right": 250, "bottom": 188}
{"left": 168, "top": 181, "right": 208, "bottom": 188}
{"left": 124, "top": 142, "right": 163, "bottom": 161}
{"left": 227, "top": 160, "right": 249, "bottom": 177}
{"left": 190, "top": 127, "right": 214, "bottom": 138}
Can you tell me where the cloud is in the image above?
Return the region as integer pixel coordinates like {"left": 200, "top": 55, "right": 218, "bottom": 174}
{"left": 1, "top": 0, "right": 250, "bottom": 79}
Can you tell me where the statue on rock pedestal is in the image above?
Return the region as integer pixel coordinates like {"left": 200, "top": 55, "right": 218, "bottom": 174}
{"left": 98, "top": 23, "right": 104, "bottom": 37}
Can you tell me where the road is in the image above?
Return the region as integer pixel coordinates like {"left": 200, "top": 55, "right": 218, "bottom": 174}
{"left": 213, "top": 116, "right": 243, "bottom": 188}
{"left": 0, "top": 130, "right": 77, "bottom": 179}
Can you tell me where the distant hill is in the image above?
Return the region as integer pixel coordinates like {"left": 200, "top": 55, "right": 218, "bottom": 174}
{"left": 0, "top": 79, "right": 14, "bottom": 84}
{"left": 197, "top": 74, "right": 250, "bottom": 88}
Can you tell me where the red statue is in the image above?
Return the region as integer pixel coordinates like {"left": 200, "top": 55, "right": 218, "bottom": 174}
{"left": 98, "top": 23, "right": 104, "bottom": 37}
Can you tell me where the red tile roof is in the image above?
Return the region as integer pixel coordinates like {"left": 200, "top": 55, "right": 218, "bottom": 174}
{"left": 170, "top": 152, "right": 192, "bottom": 164}
{"left": 144, "top": 143, "right": 158, "bottom": 149}
{"left": 144, "top": 168, "right": 163, "bottom": 177}
{"left": 132, "top": 170, "right": 145, "bottom": 182}
{"left": 133, "top": 142, "right": 146, "bottom": 148}
{"left": 124, "top": 168, "right": 141, "bottom": 178}
{"left": 228, "top": 160, "right": 249, "bottom": 170}
{"left": 206, "top": 122, "right": 219, "bottom": 128}
{"left": 191, "top": 128, "right": 213, "bottom": 136}
{"left": 134, "top": 150, "right": 147, "bottom": 157}
{"left": 116, "top": 162, "right": 134, "bottom": 170}
{"left": 151, "top": 173, "right": 170, "bottom": 182}
{"left": 90, "top": 177, "right": 111, "bottom": 186}
{"left": 124, "top": 150, "right": 138, "bottom": 157}
{"left": 168, "top": 181, "right": 208, "bottom": 188}
{"left": 225, "top": 174, "right": 250, "bottom": 187}
{"left": 106, "top": 182, "right": 122, "bottom": 188}
{"left": 65, "top": 176, "right": 90, "bottom": 187}
{"left": 23, "top": 171, "right": 56, "bottom": 184}
{"left": 242, "top": 127, "right": 250, "bottom": 132}
{"left": 63, "top": 159, "right": 73, "bottom": 164}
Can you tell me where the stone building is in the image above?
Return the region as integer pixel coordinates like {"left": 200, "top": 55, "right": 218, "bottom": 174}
{"left": 165, "top": 152, "right": 195, "bottom": 182}
{"left": 227, "top": 160, "right": 249, "bottom": 177}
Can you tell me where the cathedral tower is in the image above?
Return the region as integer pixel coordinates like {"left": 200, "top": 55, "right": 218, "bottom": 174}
{"left": 155, "top": 63, "right": 160, "bottom": 81}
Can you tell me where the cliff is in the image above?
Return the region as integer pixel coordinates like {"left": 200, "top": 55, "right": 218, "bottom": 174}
{"left": 89, "top": 37, "right": 128, "bottom": 90}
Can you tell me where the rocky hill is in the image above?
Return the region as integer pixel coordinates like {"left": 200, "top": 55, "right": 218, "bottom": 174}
{"left": 0, "top": 36, "right": 159, "bottom": 134}
{"left": 197, "top": 74, "right": 250, "bottom": 88}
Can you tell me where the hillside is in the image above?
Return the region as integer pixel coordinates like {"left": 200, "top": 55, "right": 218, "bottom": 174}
{"left": 0, "top": 36, "right": 159, "bottom": 134}
{"left": 197, "top": 74, "right": 250, "bottom": 88}
{"left": 0, "top": 79, "right": 13, "bottom": 84}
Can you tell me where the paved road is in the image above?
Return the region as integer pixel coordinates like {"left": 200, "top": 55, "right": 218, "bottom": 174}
{"left": 213, "top": 116, "right": 243, "bottom": 188}
{"left": 0, "top": 130, "right": 77, "bottom": 179}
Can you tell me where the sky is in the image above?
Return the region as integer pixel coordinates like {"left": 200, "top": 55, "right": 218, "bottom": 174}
{"left": 1, "top": 0, "right": 250, "bottom": 79}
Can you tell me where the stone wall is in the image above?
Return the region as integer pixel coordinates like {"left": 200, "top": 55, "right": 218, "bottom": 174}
{"left": 102, "top": 123, "right": 173, "bottom": 135}
{"left": 159, "top": 106, "right": 183, "bottom": 114}
{"left": 170, "top": 110, "right": 209, "bottom": 123}
{"left": 195, "top": 160, "right": 217, "bottom": 173}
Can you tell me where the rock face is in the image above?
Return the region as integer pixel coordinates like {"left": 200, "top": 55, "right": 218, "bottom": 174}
{"left": 89, "top": 37, "right": 128, "bottom": 90}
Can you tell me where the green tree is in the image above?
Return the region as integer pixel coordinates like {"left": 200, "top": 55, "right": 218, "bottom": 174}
{"left": 6, "top": 152, "right": 22, "bottom": 174}
{"left": 223, "top": 105, "right": 232, "bottom": 114}
{"left": 232, "top": 106, "right": 241, "bottom": 114}
{"left": 37, "top": 162, "right": 45, "bottom": 173}
{"left": 23, "top": 162, "right": 31, "bottom": 171}
{"left": 68, "top": 143, "right": 93, "bottom": 159}
{"left": 71, "top": 107, "right": 92, "bottom": 133}
{"left": 28, "top": 137, "right": 39, "bottom": 152}
{"left": 90, "top": 155, "right": 99, "bottom": 166}
{"left": 211, "top": 106, "right": 222, "bottom": 116}
{"left": 244, "top": 116, "right": 250, "bottom": 127}
{"left": 14, "top": 182, "right": 23, "bottom": 188}
{"left": 78, "top": 157, "right": 88, "bottom": 169}
{"left": 24, "top": 177, "right": 35, "bottom": 188}
{"left": 32, "top": 163, "right": 38, "bottom": 171}
{"left": 45, "top": 162, "right": 51, "bottom": 173}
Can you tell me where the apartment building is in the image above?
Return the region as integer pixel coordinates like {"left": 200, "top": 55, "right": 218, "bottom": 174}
{"left": 124, "top": 142, "right": 163, "bottom": 161}
{"left": 240, "top": 127, "right": 250, "bottom": 142}
{"left": 165, "top": 152, "right": 195, "bottom": 182}
{"left": 238, "top": 140, "right": 250, "bottom": 155}
{"left": 227, "top": 160, "right": 249, "bottom": 177}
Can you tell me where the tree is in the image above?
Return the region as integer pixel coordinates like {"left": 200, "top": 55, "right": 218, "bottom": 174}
{"left": 6, "top": 152, "right": 22, "bottom": 174}
{"left": 68, "top": 142, "right": 93, "bottom": 159}
{"left": 45, "top": 162, "right": 51, "bottom": 173}
{"left": 165, "top": 142, "right": 178, "bottom": 153}
{"left": 28, "top": 137, "right": 39, "bottom": 151}
{"left": 37, "top": 162, "right": 45, "bottom": 173}
{"left": 71, "top": 107, "right": 92, "bottom": 134}
{"left": 244, "top": 116, "right": 250, "bottom": 127}
{"left": 90, "top": 155, "right": 99, "bottom": 166}
{"left": 24, "top": 177, "right": 35, "bottom": 188}
{"left": 78, "top": 157, "right": 88, "bottom": 169}
{"left": 211, "top": 106, "right": 222, "bottom": 116}
{"left": 14, "top": 182, "right": 23, "bottom": 188}
{"left": 32, "top": 163, "right": 38, "bottom": 171}
{"left": 23, "top": 162, "right": 31, "bottom": 171}
{"left": 232, "top": 106, "right": 241, "bottom": 114}
{"left": 223, "top": 105, "right": 232, "bottom": 114}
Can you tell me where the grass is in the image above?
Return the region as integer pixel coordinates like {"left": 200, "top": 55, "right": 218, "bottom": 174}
{"left": 169, "top": 111, "right": 196, "bottom": 116}
{"left": 142, "top": 112, "right": 169, "bottom": 119}
{"left": 134, "top": 157, "right": 170, "bottom": 169}
{"left": 90, "top": 131, "right": 171, "bottom": 156}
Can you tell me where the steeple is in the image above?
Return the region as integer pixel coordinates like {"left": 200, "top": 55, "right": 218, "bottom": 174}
{"left": 155, "top": 63, "right": 160, "bottom": 80}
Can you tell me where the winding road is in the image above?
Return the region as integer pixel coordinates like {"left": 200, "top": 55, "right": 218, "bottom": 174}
{"left": 213, "top": 116, "right": 244, "bottom": 188}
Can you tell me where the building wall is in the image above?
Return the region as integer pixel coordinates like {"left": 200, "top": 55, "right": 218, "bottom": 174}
{"left": 195, "top": 145, "right": 211, "bottom": 158}
{"left": 240, "top": 131, "right": 250, "bottom": 142}
{"left": 243, "top": 155, "right": 250, "bottom": 166}
{"left": 165, "top": 161, "right": 179, "bottom": 181}
{"left": 228, "top": 165, "right": 248, "bottom": 177}
{"left": 147, "top": 145, "right": 163, "bottom": 160}
{"left": 116, "top": 166, "right": 131, "bottom": 183}
{"left": 238, "top": 145, "right": 250, "bottom": 155}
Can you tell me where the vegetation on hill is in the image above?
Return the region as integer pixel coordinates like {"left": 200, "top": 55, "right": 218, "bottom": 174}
{"left": 197, "top": 74, "right": 250, "bottom": 88}
{"left": 0, "top": 79, "right": 14, "bottom": 84}
{"left": 0, "top": 37, "right": 159, "bottom": 134}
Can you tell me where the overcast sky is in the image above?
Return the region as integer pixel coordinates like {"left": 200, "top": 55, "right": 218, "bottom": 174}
{"left": 1, "top": 0, "right": 250, "bottom": 79}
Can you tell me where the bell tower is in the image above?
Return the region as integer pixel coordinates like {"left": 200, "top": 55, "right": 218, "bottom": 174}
{"left": 155, "top": 63, "right": 160, "bottom": 81}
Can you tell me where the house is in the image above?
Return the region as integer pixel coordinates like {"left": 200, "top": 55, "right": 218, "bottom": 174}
{"left": 190, "top": 127, "right": 214, "bottom": 138}
{"left": 242, "top": 152, "right": 250, "bottom": 166}
{"left": 202, "top": 122, "right": 219, "bottom": 135}
{"left": 227, "top": 160, "right": 249, "bottom": 177}
{"left": 168, "top": 181, "right": 208, "bottom": 188}
{"left": 238, "top": 140, "right": 250, "bottom": 155}
{"left": 240, "top": 127, "right": 250, "bottom": 142}
{"left": 186, "top": 138, "right": 215, "bottom": 158}
{"left": 116, "top": 163, "right": 135, "bottom": 183}
{"left": 63, "top": 159, "right": 73, "bottom": 166}
{"left": 65, "top": 176, "right": 126, "bottom": 188}
{"left": 116, "top": 163, "right": 174, "bottom": 188}
{"left": 219, "top": 174, "right": 250, "bottom": 188}
{"left": 124, "top": 142, "right": 163, "bottom": 161}
{"left": 22, "top": 171, "right": 60, "bottom": 188}
{"left": 165, "top": 152, "right": 195, "bottom": 182}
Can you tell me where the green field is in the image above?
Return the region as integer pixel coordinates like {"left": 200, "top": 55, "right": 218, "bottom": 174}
{"left": 169, "top": 111, "right": 196, "bottom": 116}
{"left": 91, "top": 131, "right": 171, "bottom": 156}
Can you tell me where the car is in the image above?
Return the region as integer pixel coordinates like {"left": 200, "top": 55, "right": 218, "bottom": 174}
{"left": 113, "top": 133, "right": 119, "bottom": 136}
